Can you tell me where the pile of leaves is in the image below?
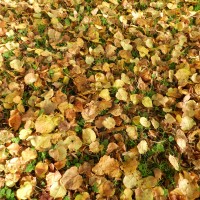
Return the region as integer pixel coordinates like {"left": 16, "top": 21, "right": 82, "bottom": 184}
{"left": 0, "top": 0, "right": 200, "bottom": 199}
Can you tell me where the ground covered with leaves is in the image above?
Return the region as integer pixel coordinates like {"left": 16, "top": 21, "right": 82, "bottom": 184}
{"left": 0, "top": 0, "right": 200, "bottom": 199}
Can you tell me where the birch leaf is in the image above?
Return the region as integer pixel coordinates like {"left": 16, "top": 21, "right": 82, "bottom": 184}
{"left": 169, "top": 155, "right": 179, "bottom": 171}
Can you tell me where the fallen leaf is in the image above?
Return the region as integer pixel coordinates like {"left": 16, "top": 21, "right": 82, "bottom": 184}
{"left": 180, "top": 116, "right": 196, "bottom": 131}
{"left": 16, "top": 181, "right": 33, "bottom": 200}
{"left": 64, "top": 135, "right": 82, "bottom": 151}
{"left": 123, "top": 171, "right": 141, "bottom": 189}
{"left": 116, "top": 88, "right": 128, "bottom": 102}
{"left": 82, "top": 128, "right": 96, "bottom": 144}
{"left": 102, "top": 117, "right": 116, "bottom": 129}
{"left": 50, "top": 182, "right": 66, "bottom": 199}
{"left": 137, "top": 140, "right": 148, "bottom": 154}
{"left": 10, "top": 59, "right": 24, "bottom": 72}
{"left": 8, "top": 111, "right": 21, "bottom": 131}
{"left": 169, "top": 155, "right": 179, "bottom": 171}
{"left": 35, "top": 114, "right": 57, "bottom": 134}
{"left": 92, "top": 155, "right": 121, "bottom": 178}
{"left": 35, "top": 162, "right": 48, "bottom": 178}
{"left": 142, "top": 96, "right": 153, "bottom": 108}
{"left": 60, "top": 166, "right": 83, "bottom": 190}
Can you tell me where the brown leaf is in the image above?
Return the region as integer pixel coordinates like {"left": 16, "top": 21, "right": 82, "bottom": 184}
{"left": 35, "top": 162, "right": 48, "bottom": 178}
{"left": 92, "top": 155, "right": 121, "bottom": 178}
{"left": 60, "top": 166, "right": 83, "bottom": 190}
{"left": 8, "top": 110, "right": 21, "bottom": 131}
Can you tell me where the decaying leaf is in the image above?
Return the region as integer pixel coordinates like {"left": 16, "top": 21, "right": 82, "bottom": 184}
{"left": 50, "top": 182, "right": 66, "bottom": 199}
{"left": 35, "top": 162, "right": 48, "bottom": 178}
{"left": 180, "top": 116, "right": 196, "bottom": 131}
{"left": 82, "top": 128, "right": 96, "bottom": 144}
{"left": 99, "top": 89, "right": 111, "bottom": 101}
{"left": 64, "top": 135, "right": 82, "bottom": 151}
{"left": 123, "top": 171, "right": 141, "bottom": 189}
{"left": 126, "top": 126, "right": 138, "bottom": 140}
{"left": 60, "top": 166, "right": 83, "bottom": 190}
{"left": 92, "top": 155, "right": 121, "bottom": 178}
{"left": 16, "top": 181, "right": 33, "bottom": 200}
{"left": 137, "top": 140, "right": 148, "bottom": 154}
{"left": 142, "top": 96, "right": 153, "bottom": 108}
{"left": 102, "top": 117, "right": 116, "bottom": 129}
{"left": 140, "top": 117, "right": 151, "bottom": 128}
{"left": 116, "top": 88, "right": 128, "bottom": 102}
{"left": 168, "top": 155, "right": 179, "bottom": 171}
{"left": 35, "top": 114, "right": 57, "bottom": 134}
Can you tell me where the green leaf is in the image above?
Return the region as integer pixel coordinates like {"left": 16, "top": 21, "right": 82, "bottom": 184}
{"left": 65, "top": 18, "right": 71, "bottom": 26}
{"left": 25, "top": 161, "right": 36, "bottom": 173}
{"left": 2, "top": 51, "right": 14, "bottom": 59}
{"left": 11, "top": 137, "right": 20, "bottom": 144}
{"left": 38, "top": 24, "right": 46, "bottom": 35}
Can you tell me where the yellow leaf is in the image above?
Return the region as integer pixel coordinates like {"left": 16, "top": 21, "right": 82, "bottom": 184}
{"left": 21, "top": 148, "right": 37, "bottom": 163}
{"left": 85, "top": 56, "right": 94, "bottom": 65}
{"left": 137, "top": 140, "right": 148, "bottom": 154}
{"left": 50, "top": 182, "right": 66, "bottom": 198}
{"left": 142, "top": 96, "right": 153, "bottom": 108}
{"left": 136, "top": 45, "right": 149, "bottom": 57}
{"left": 120, "top": 188, "right": 133, "bottom": 200}
{"left": 35, "top": 162, "right": 48, "bottom": 178}
{"left": 82, "top": 128, "right": 96, "bottom": 144}
{"left": 64, "top": 135, "right": 82, "bottom": 151}
{"left": 130, "top": 94, "right": 140, "bottom": 105}
{"left": 113, "top": 79, "right": 125, "bottom": 88}
{"left": 102, "top": 117, "right": 116, "bottom": 129}
{"left": 121, "top": 39, "right": 133, "bottom": 51}
{"left": 116, "top": 88, "right": 128, "bottom": 102}
{"left": 35, "top": 115, "right": 57, "bottom": 134}
{"left": 16, "top": 182, "right": 33, "bottom": 200}
{"left": 140, "top": 117, "right": 151, "bottom": 128}
{"left": 49, "top": 145, "right": 67, "bottom": 161}
{"left": 123, "top": 171, "right": 141, "bottom": 188}
{"left": 169, "top": 155, "right": 179, "bottom": 171}
{"left": 126, "top": 126, "right": 138, "bottom": 140}
{"left": 99, "top": 89, "right": 111, "bottom": 101}
{"left": 75, "top": 192, "right": 90, "bottom": 200}
{"left": 175, "top": 129, "right": 187, "bottom": 153}
{"left": 10, "top": 59, "right": 24, "bottom": 72}
{"left": 180, "top": 116, "right": 196, "bottom": 131}
{"left": 135, "top": 188, "right": 153, "bottom": 200}
{"left": 24, "top": 73, "right": 38, "bottom": 85}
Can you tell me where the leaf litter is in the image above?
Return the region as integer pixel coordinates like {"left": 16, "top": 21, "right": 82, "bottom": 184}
{"left": 0, "top": 0, "right": 200, "bottom": 199}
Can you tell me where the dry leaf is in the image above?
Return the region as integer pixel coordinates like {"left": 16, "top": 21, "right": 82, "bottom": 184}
{"left": 99, "top": 89, "right": 111, "bottom": 101}
{"left": 82, "top": 128, "right": 96, "bottom": 144}
{"left": 126, "top": 126, "right": 138, "bottom": 140}
{"left": 116, "top": 88, "right": 128, "bottom": 102}
{"left": 35, "top": 162, "right": 48, "bottom": 178}
{"left": 35, "top": 114, "right": 57, "bottom": 134}
{"left": 60, "top": 166, "right": 83, "bottom": 190}
{"left": 16, "top": 181, "right": 33, "bottom": 200}
{"left": 8, "top": 111, "right": 21, "bottom": 131}
{"left": 102, "top": 117, "right": 116, "bottom": 129}
{"left": 92, "top": 155, "right": 121, "bottom": 178}
{"left": 142, "top": 96, "right": 153, "bottom": 108}
{"left": 123, "top": 171, "right": 141, "bottom": 189}
{"left": 10, "top": 59, "right": 24, "bottom": 72}
{"left": 137, "top": 140, "right": 148, "bottom": 154}
{"left": 50, "top": 182, "right": 66, "bottom": 199}
{"left": 169, "top": 155, "right": 179, "bottom": 171}
{"left": 140, "top": 117, "right": 151, "bottom": 128}
{"left": 180, "top": 116, "right": 196, "bottom": 131}
{"left": 64, "top": 135, "right": 82, "bottom": 151}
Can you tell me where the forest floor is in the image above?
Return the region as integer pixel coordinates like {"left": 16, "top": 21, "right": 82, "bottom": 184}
{"left": 0, "top": 0, "right": 200, "bottom": 199}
